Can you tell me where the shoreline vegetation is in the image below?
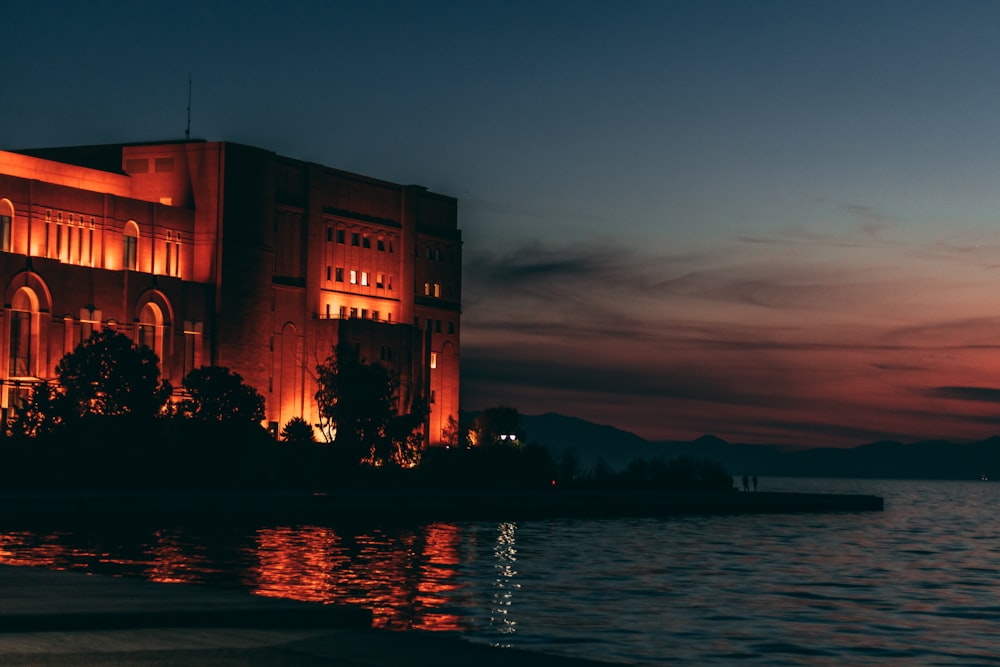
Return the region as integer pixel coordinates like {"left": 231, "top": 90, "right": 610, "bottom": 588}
{"left": 0, "top": 332, "right": 883, "bottom": 521}
{"left": 0, "top": 419, "right": 883, "bottom": 524}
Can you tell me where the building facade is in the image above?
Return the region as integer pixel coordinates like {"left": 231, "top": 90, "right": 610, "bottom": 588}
{"left": 0, "top": 140, "right": 461, "bottom": 444}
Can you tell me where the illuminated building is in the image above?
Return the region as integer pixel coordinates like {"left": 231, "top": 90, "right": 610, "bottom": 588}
{"left": 0, "top": 140, "right": 461, "bottom": 444}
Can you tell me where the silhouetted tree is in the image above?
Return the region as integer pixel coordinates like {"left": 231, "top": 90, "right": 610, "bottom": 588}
{"left": 53, "top": 329, "right": 172, "bottom": 422}
{"left": 314, "top": 343, "right": 428, "bottom": 466}
{"left": 469, "top": 406, "right": 524, "bottom": 447}
{"left": 177, "top": 366, "right": 265, "bottom": 423}
{"left": 9, "top": 381, "right": 61, "bottom": 439}
{"left": 441, "top": 414, "right": 461, "bottom": 448}
{"left": 280, "top": 416, "right": 315, "bottom": 444}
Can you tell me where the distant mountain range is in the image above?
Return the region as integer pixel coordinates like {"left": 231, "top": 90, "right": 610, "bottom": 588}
{"left": 478, "top": 411, "right": 1000, "bottom": 481}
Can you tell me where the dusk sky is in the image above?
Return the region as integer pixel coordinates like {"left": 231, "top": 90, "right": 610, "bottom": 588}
{"left": 6, "top": 1, "right": 1000, "bottom": 446}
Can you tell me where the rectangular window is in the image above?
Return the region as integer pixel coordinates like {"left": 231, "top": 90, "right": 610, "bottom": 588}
{"left": 361, "top": 271, "right": 369, "bottom": 286}
{"left": 362, "top": 236, "right": 371, "bottom": 249}
{"left": 138, "top": 323, "right": 155, "bottom": 351}
{"left": 0, "top": 215, "right": 11, "bottom": 252}
{"left": 448, "top": 321, "right": 455, "bottom": 334}
{"left": 124, "top": 235, "right": 137, "bottom": 270}
{"left": 326, "top": 227, "right": 333, "bottom": 242}
{"left": 349, "top": 307, "right": 358, "bottom": 318}
{"left": 326, "top": 266, "right": 331, "bottom": 281}
{"left": 435, "top": 320, "right": 442, "bottom": 333}
{"left": 339, "top": 305, "right": 347, "bottom": 318}
{"left": 336, "top": 229, "right": 345, "bottom": 244}
{"left": 376, "top": 273, "right": 384, "bottom": 288}
{"left": 351, "top": 232, "right": 360, "bottom": 246}
{"left": 8, "top": 311, "right": 30, "bottom": 376}
{"left": 424, "top": 282, "right": 430, "bottom": 296}
{"left": 166, "top": 242, "right": 173, "bottom": 275}
{"left": 183, "top": 331, "right": 197, "bottom": 379}
{"left": 361, "top": 309, "right": 368, "bottom": 319}
{"left": 433, "top": 283, "right": 441, "bottom": 298}
{"left": 388, "top": 275, "right": 393, "bottom": 291}
{"left": 377, "top": 239, "right": 385, "bottom": 251}
{"left": 88, "top": 228, "right": 94, "bottom": 266}
{"left": 372, "top": 310, "right": 379, "bottom": 321}
{"left": 430, "top": 352, "right": 438, "bottom": 369}
{"left": 335, "top": 267, "right": 344, "bottom": 282}
{"left": 325, "top": 304, "right": 331, "bottom": 318}
{"left": 350, "top": 270, "right": 357, "bottom": 284}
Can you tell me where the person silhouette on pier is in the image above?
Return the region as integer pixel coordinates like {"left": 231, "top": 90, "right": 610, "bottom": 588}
{"left": 742, "top": 474, "right": 750, "bottom": 492}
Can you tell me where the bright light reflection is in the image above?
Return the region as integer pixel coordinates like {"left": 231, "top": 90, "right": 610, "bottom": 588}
{"left": 490, "top": 522, "right": 519, "bottom": 643}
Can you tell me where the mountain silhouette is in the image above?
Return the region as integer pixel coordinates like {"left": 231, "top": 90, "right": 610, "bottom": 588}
{"left": 492, "top": 412, "right": 1000, "bottom": 481}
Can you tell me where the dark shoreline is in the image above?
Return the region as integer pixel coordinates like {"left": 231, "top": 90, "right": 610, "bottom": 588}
{"left": 0, "top": 488, "right": 884, "bottom": 526}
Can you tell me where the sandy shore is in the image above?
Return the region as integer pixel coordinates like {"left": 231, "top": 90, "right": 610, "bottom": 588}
{"left": 0, "top": 564, "right": 614, "bottom": 666}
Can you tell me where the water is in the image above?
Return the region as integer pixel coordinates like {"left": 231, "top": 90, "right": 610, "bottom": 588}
{"left": 2, "top": 478, "right": 1000, "bottom": 665}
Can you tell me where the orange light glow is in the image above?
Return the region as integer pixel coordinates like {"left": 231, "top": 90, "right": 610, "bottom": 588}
{"left": 144, "top": 530, "right": 212, "bottom": 584}
{"left": 244, "top": 523, "right": 470, "bottom": 631}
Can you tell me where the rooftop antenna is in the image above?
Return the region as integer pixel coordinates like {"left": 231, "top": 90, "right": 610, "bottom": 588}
{"left": 185, "top": 74, "right": 192, "bottom": 141}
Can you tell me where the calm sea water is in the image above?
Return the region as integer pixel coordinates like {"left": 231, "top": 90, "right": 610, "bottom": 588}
{"left": 2, "top": 478, "right": 999, "bottom": 665}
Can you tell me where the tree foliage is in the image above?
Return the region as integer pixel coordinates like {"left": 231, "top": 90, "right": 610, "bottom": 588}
{"left": 53, "top": 329, "right": 172, "bottom": 422}
{"left": 177, "top": 366, "right": 265, "bottom": 423}
{"left": 469, "top": 406, "right": 524, "bottom": 447}
{"left": 280, "top": 416, "right": 315, "bottom": 444}
{"left": 314, "top": 343, "right": 428, "bottom": 466}
{"left": 9, "top": 381, "right": 61, "bottom": 439}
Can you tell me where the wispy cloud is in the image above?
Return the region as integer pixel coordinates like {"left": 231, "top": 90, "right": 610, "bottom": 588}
{"left": 460, "top": 234, "right": 1000, "bottom": 445}
{"left": 927, "top": 386, "right": 1000, "bottom": 404}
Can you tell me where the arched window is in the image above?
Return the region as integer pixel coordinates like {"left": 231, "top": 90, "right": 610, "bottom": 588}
{"left": 9, "top": 287, "right": 37, "bottom": 378}
{"left": 0, "top": 199, "right": 13, "bottom": 253}
{"left": 137, "top": 302, "right": 162, "bottom": 359}
{"left": 123, "top": 221, "right": 139, "bottom": 271}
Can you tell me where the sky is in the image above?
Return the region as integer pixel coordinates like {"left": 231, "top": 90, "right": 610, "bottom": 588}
{"left": 5, "top": 0, "right": 1000, "bottom": 446}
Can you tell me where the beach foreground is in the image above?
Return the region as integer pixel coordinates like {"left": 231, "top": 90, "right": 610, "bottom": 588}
{"left": 0, "top": 564, "right": 615, "bottom": 666}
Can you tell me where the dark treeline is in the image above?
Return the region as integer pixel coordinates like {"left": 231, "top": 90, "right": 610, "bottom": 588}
{"left": 0, "top": 424, "right": 735, "bottom": 494}
{"left": 0, "top": 332, "right": 735, "bottom": 494}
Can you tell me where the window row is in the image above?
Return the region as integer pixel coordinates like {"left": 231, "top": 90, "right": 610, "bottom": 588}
{"left": 424, "top": 281, "right": 459, "bottom": 299}
{"left": 323, "top": 303, "right": 393, "bottom": 323}
{"left": 326, "top": 227, "right": 395, "bottom": 253}
{"left": 5, "top": 285, "right": 201, "bottom": 384}
{"left": 327, "top": 266, "right": 393, "bottom": 290}
{"left": 422, "top": 244, "right": 457, "bottom": 263}
{"left": 417, "top": 317, "right": 455, "bottom": 335}
{"left": 0, "top": 202, "right": 184, "bottom": 278}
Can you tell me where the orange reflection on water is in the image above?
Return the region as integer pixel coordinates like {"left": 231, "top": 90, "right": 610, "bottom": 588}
{"left": 413, "top": 522, "right": 463, "bottom": 631}
{"left": 0, "top": 532, "right": 62, "bottom": 568}
{"left": 244, "top": 523, "right": 469, "bottom": 632}
{"left": 248, "top": 525, "right": 349, "bottom": 604}
{"left": 144, "top": 529, "right": 212, "bottom": 584}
